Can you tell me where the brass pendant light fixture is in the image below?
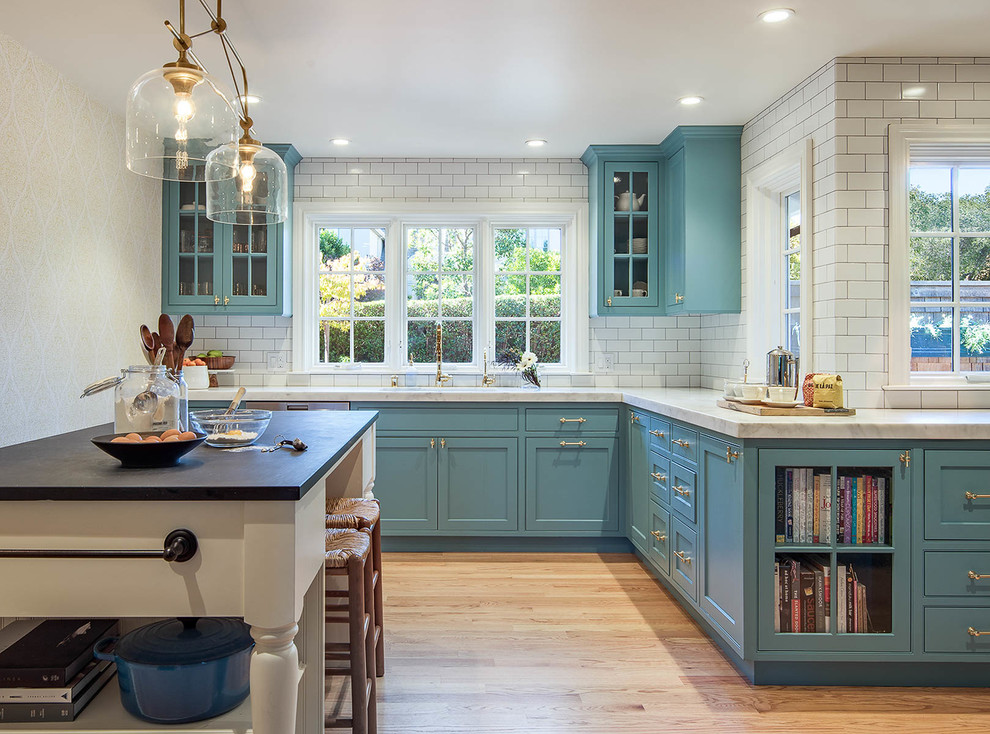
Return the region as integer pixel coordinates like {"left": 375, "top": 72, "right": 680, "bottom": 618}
{"left": 126, "top": 0, "right": 288, "bottom": 226}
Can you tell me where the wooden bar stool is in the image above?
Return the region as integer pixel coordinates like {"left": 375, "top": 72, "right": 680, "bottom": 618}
{"left": 324, "top": 528, "right": 377, "bottom": 734}
{"left": 326, "top": 497, "right": 384, "bottom": 675}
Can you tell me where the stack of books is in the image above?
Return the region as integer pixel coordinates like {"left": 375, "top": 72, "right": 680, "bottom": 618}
{"left": 0, "top": 619, "right": 119, "bottom": 723}
{"left": 837, "top": 563, "right": 874, "bottom": 633}
{"left": 774, "top": 467, "right": 832, "bottom": 544}
{"left": 774, "top": 555, "right": 831, "bottom": 633}
{"left": 836, "top": 473, "right": 890, "bottom": 544}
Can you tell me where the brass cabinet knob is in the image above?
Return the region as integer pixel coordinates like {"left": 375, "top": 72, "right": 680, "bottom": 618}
{"left": 726, "top": 446, "right": 740, "bottom": 462}
{"left": 224, "top": 296, "right": 230, "bottom": 305}
{"left": 441, "top": 438, "right": 446, "bottom": 448}
{"left": 607, "top": 297, "right": 612, "bottom": 307}
{"left": 430, "top": 438, "right": 436, "bottom": 448}
{"left": 899, "top": 450, "right": 911, "bottom": 467}
{"left": 214, "top": 295, "right": 220, "bottom": 305}
{"left": 674, "top": 293, "right": 684, "bottom": 304}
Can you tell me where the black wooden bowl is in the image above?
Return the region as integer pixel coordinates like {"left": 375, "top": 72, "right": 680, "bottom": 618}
{"left": 91, "top": 432, "right": 207, "bottom": 468}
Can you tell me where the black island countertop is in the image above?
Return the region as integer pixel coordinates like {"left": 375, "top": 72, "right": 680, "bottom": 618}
{"left": 0, "top": 411, "right": 377, "bottom": 501}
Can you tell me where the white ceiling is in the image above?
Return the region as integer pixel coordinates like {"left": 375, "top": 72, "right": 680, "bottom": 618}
{"left": 5, "top": 0, "right": 990, "bottom": 158}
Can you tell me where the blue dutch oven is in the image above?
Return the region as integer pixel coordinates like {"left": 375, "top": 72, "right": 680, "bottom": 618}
{"left": 95, "top": 617, "right": 253, "bottom": 724}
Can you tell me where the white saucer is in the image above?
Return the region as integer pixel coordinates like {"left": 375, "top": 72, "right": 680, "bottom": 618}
{"left": 726, "top": 396, "right": 765, "bottom": 405}
{"left": 762, "top": 399, "right": 804, "bottom": 408}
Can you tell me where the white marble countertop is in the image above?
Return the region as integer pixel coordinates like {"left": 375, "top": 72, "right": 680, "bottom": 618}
{"left": 188, "top": 386, "right": 990, "bottom": 440}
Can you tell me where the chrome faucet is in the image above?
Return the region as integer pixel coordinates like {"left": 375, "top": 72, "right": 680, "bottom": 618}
{"left": 435, "top": 322, "right": 451, "bottom": 387}
{"left": 482, "top": 348, "right": 496, "bottom": 387}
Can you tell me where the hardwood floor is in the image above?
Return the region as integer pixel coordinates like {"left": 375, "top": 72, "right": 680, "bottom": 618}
{"left": 326, "top": 553, "right": 990, "bottom": 733}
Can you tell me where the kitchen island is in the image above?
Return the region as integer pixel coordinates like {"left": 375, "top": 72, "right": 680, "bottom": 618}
{"left": 0, "top": 410, "right": 377, "bottom": 734}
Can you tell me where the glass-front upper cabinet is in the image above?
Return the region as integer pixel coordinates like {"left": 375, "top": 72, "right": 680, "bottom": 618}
{"left": 582, "top": 146, "right": 663, "bottom": 316}
{"left": 161, "top": 143, "right": 300, "bottom": 315}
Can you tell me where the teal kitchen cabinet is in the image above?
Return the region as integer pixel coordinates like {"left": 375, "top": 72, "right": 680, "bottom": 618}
{"left": 659, "top": 126, "right": 742, "bottom": 315}
{"left": 756, "top": 448, "right": 912, "bottom": 653}
{"left": 626, "top": 410, "right": 651, "bottom": 551}
{"left": 374, "top": 437, "right": 439, "bottom": 531}
{"left": 526, "top": 437, "right": 620, "bottom": 532}
{"left": 581, "top": 146, "right": 663, "bottom": 316}
{"left": 699, "top": 435, "right": 745, "bottom": 650}
{"left": 439, "top": 437, "right": 518, "bottom": 531}
{"left": 161, "top": 143, "right": 301, "bottom": 315}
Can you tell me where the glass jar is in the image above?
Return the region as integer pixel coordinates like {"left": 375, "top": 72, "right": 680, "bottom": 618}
{"left": 113, "top": 365, "right": 182, "bottom": 434}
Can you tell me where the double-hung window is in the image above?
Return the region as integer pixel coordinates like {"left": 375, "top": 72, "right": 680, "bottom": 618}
{"left": 889, "top": 125, "right": 990, "bottom": 383}
{"left": 294, "top": 203, "right": 588, "bottom": 373}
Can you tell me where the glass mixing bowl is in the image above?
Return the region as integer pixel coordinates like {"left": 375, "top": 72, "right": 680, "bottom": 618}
{"left": 188, "top": 409, "right": 272, "bottom": 447}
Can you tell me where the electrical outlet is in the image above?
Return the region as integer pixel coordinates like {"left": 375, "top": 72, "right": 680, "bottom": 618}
{"left": 266, "top": 352, "right": 287, "bottom": 372}
{"left": 596, "top": 353, "right": 616, "bottom": 373}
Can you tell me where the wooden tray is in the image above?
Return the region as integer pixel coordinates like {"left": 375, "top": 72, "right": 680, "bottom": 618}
{"left": 717, "top": 399, "right": 856, "bottom": 416}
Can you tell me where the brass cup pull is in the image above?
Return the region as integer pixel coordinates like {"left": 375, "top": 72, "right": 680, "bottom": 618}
{"left": 965, "top": 491, "right": 990, "bottom": 500}
{"left": 673, "top": 485, "right": 690, "bottom": 496}
{"left": 969, "top": 627, "right": 988, "bottom": 637}
{"left": 559, "top": 417, "right": 587, "bottom": 424}
{"left": 726, "top": 447, "right": 740, "bottom": 462}
{"left": 650, "top": 531, "right": 666, "bottom": 542}
{"left": 672, "top": 439, "right": 690, "bottom": 448}
{"left": 649, "top": 429, "right": 665, "bottom": 438}
{"left": 674, "top": 550, "right": 691, "bottom": 564}
{"left": 968, "top": 571, "right": 990, "bottom": 580}
{"left": 650, "top": 472, "right": 667, "bottom": 482}
{"left": 559, "top": 441, "right": 587, "bottom": 447}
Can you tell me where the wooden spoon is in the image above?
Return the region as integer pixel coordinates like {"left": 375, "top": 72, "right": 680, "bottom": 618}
{"left": 139, "top": 325, "right": 155, "bottom": 365}
{"left": 158, "top": 314, "right": 175, "bottom": 372}
{"left": 174, "top": 315, "right": 195, "bottom": 373}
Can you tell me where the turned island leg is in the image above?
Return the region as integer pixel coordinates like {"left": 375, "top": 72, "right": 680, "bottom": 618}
{"left": 249, "top": 622, "right": 303, "bottom": 734}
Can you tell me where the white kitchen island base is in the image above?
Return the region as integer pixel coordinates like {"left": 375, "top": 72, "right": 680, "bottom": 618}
{"left": 0, "top": 413, "right": 376, "bottom": 734}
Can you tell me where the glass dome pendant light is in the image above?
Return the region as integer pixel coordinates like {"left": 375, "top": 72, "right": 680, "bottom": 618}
{"left": 125, "top": 0, "right": 239, "bottom": 182}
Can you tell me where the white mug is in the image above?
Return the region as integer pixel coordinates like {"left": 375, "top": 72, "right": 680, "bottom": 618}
{"left": 740, "top": 383, "right": 767, "bottom": 400}
{"left": 767, "top": 385, "right": 798, "bottom": 403}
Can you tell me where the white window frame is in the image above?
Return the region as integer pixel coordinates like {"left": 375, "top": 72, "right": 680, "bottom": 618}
{"left": 292, "top": 201, "right": 589, "bottom": 374}
{"left": 888, "top": 123, "right": 990, "bottom": 386}
{"left": 745, "top": 139, "right": 814, "bottom": 372}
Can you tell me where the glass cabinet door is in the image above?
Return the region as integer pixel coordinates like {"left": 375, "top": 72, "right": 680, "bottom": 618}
{"left": 171, "top": 182, "right": 222, "bottom": 306}
{"left": 225, "top": 222, "right": 278, "bottom": 307}
{"left": 604, "top": 162, "right": 659, "bottom": 310}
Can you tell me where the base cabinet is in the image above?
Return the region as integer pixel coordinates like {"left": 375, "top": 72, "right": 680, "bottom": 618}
{"left": 375, "top": 437, "right": 439, "bottom": 531}
{"left": 439, "top": 437, "right": 518, "bottom": 531}
{"left": 526, "top": 437, "right": 619, "bottom": 532}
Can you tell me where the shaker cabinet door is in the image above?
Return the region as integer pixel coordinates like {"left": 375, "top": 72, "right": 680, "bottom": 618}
{"left": 374, "top": 437, "right": 438, "bottom": 531}
{"left": 525, "top": 437, "right": 619, "bottom": 532}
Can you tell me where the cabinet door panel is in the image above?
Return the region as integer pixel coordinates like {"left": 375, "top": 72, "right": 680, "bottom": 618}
{"left": 526, "top": 437, "right": 619, "bottom": 532}
{"left": 664, "top": 147, "right": 685, "bottom": 309}
{"left": 700, "top": 436, "right": 744, "bottom": 649}
{"left": 627, "top": 414, "right": 650, "bottom": 550}
{"left": 924, "top": 451, "right": 990, "bottom": 540}
{"left": 374, "top": 437, "right": 438, "bottom": 531}
{"left": 670, "top": 516, "right": 698, "bottom": 601}
{"left": 439, "top": 437, "right": 518, "bottom": 531}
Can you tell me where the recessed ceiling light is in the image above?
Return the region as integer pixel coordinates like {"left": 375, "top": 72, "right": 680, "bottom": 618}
{"left": 525, "top": 139, "right": 547, "bottom": 148}
{"left": 330, "top": 138, "right": 351, "bottom": 146}
{"left": 237, "top": 94, "right": 261, "bottom": 105}
{"left": 902, "top": 86, "right": 927, "bottom": 97}
{"left": 678, "top": 96, "right": 704, "bottom": 106}
{"left": 759, "top": 8, "right": 795, "bottom": 23}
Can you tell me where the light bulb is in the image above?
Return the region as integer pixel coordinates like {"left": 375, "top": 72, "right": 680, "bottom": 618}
{"left": 240, "top": 161, "right": 257, "bottom": 194}
{"left": 174, "top": 94, "right": 194, "bottom": 123}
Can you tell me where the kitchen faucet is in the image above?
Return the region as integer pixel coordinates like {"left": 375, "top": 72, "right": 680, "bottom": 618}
{"left": 435, "top": 322, "right": 451, "bottom": 387}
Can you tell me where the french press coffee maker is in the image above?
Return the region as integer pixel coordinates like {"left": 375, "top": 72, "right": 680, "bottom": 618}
{"left": 766, "top": 345, "right": 799, "bottom": 388}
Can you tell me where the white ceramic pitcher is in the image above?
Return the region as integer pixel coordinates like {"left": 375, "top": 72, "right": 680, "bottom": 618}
{"left": 615, "top": 192, "right": 646, "bottom": 211}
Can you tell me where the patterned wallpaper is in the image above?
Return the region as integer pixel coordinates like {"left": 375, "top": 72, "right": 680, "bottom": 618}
{"left": 0, "top": 32, "right": 162, "bottom": 447}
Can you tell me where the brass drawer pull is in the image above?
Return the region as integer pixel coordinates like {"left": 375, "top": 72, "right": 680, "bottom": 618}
{"left": 649, "top": 429, "right": 665, "bottom": 438}
{"left": 559, "top": 417, "right": 587, "bottom": 424}
{"left": 672, "top": 438, "right": 690, "bottom": 448}
{"left": 968, "top": 627, "right": 988, "bottom": 637}
{"left": 968, "top": 571, "right": 990, "bottom": 580}
{"left": 650, "top": 472, "right": 667, "bottom": 482}
{"left": 965, "top": 491, "right": 990, "bottom": 500}
{"left": 650, "top": 531, "right": 666, "bottom": 542}
{"left": 559, "top": 441, "right": 587, "bottom": 447}
{"left": 726, "top": 446, "right": 740, "bottom": 462}
{"left": 674, "top": 550, "right": 691, "bottom": 564}
{"left": 673, "top": 485, "right": 690, "bottom": 496}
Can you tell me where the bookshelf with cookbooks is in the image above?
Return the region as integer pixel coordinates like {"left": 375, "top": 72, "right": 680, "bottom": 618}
{"left": 757, "top": 449, "right": 911, "bottom": 654}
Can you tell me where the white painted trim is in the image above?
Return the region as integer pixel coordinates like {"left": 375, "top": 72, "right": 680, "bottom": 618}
{"left": 292, "top": 200, "right": 589, "bottom": 374}
{"left": 744, "top": 139, "right": 814, "bottom": 374}
{"left": 888, "top": 123, "right": 990, "bottom": 386}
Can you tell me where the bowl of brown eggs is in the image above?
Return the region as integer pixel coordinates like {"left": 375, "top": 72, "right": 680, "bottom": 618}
{"left": 91, "top": 429, "right": 207, "bottom": 468}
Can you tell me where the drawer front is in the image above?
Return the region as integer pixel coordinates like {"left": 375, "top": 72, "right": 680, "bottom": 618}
{"left": 669, "top": 460, "right": 697, "bottom": 524}
{"left": 669, "top": 424, "right": 698, "bottom": 465}
{"left": 924, "top": 451, "right": 990, "bottom": 539}
{"left": 670, "top": 516, "right": 698, "bottom": 601}
{"left": 649, "top": 500, "right": 670, "bottom": 577}
{"left": 361, "top": 405, "right": 518, "bottom": 433}
{"left": 649, "top": 417, "right": 671, "bottom": 454}
{"left": 527, "top": 407, "right": 619, "bottom": 434}
{"left": 649, "top": 451, "right": 670, "bottom": 506}
{"left": 925, "top": 551, "right": 990, "bottom": 597}
{"left": 924, "top": 607, "right": 990, "bottom": 654}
